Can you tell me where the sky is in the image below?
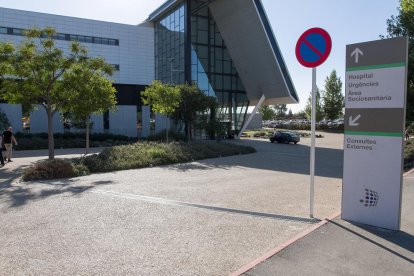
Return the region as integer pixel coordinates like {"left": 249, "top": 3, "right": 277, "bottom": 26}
{"left": 0, "top": 0, "right": 401, "bottom": 113}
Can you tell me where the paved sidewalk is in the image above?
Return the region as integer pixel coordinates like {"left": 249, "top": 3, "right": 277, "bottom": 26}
{"left": 0, "top": 137, "right": 344, "bottom": 275}
{"left": 2, "top": 138, "right": 412, "bottom": 275}
{"left": 0, "top": 147, "right": 105, "bottom": 185}
{"left": 242, "top": 171, "right": 414, "bottom": 276}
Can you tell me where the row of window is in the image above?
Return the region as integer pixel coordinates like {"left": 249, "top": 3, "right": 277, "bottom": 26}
{"left": 0, "top": 26, "right": 119, "bottom": 46}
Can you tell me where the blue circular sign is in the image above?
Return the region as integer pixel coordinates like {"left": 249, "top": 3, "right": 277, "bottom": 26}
{"left": 295, "top": 28, "right": 332, "bottom": 68}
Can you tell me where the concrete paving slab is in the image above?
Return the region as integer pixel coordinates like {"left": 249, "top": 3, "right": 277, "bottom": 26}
{"left": 242, "top": 171, "right": 414, "bottom": 276}
{"left": 0, "top": 182, "right": 311, "bottom": 275}
{"left": 0, "top": 134, "right": 345, "bottom": 275}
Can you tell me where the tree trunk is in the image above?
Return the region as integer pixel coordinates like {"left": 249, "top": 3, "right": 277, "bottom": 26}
{"left": 47, "top": 108, "right": 55, "bottom": 160}
{"left": 166, "top": 116, "right": 169, "bottom": 143}
{"left": 85, "top": 119, "right": 90, "bottom": 155}
{"left": 187, "top": 122, "right": 191, "bottom": 142}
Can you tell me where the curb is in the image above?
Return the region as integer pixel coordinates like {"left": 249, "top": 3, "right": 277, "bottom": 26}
{"left": 229, "top": 210, "right": 342, "bottom": 276}
{"left": 403, "top": 167, "right": 414, "bottom": 177}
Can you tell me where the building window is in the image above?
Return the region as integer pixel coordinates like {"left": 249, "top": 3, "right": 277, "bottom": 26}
{"left": 0, "top": 26, "right": 119, "bottom": 46}
{"left": 103, "top": 111, "right": 109, "bottom": 130}
{"left": 12, "top": 28, "right": 24, "bottom": 35}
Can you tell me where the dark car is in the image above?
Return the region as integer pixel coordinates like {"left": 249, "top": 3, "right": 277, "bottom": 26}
{"left": 270, "top": 131, "right": 300, "bottom": 144}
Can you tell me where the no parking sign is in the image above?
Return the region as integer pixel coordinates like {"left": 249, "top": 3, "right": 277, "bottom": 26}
{"left": 295, "top": 27, "right": 331, "bottom": 217}
{"left": 295, "top": 28, "right": 332, "bottom": 68}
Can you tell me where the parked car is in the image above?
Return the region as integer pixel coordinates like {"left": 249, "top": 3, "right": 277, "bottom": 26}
{"left": 270, "top": 131, "right": 300, "bottom": 144}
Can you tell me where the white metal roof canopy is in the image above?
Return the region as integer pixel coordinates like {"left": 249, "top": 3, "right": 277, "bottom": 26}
{"left": 209, "top": 0, "right": 298, "bottom": 106}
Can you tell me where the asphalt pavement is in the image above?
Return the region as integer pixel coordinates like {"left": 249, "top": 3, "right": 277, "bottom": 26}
{"left": 1, "top": 134, "right": 412, "bottom": 275}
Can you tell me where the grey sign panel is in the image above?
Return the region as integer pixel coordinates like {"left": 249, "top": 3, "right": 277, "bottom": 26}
{"left": 343, "top": 36, "right": 408, "bottom": 230}
{"left": 346, "top": 36, "right": 408, "bottom": 68}
{"left": 344, "top": 108, "right": 405, "bottom": 133}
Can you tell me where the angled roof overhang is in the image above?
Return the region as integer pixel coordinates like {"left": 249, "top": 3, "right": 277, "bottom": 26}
{"left": 148, "top": 0, "right": 298, "bottom": 106}
{"left": 147, "top": 0, "right": 182, "bottom": 22}
{"left": 209, "top": 0, "right": 298, "bottom": 106}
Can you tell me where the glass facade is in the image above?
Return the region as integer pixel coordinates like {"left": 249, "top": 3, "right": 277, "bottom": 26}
{"left": 154, "top": 3, "right": 186, "bottom": 84}
{"left": 154, "top": 0, "right": 249, "bottom": 136}
{"left": 190, "top": 0, "right": 249, "bottom": 135}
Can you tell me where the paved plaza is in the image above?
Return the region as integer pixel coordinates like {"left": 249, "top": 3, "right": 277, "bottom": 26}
{"left": 0, "top": 133, "right": 412, "bottom": 275}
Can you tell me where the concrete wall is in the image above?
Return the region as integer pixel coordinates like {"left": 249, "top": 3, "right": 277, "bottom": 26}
{"left": 245, "top": 113, "right": 263, "bottom": 130}
{"left": 0, "top": 7, "right": 154, "bottom": 86}
{"left": 141, "top": 106, "right": 151, "bottom": 138}
{"left": 0, "top": 7, "right": 155, "bottom": 137}
{"left": 30, "top": 105, "right": 64, "bottom": 133}
{"left": 90, "top": 114, "right": 104, "bottom": 133}
{"left": 109, "top": 105, "right": 137, "bottom": 137}
{"left": 155, "top": 114, "right": 167, "bottom": 134}
{"left": 0, "top": 103, "right": 22, "bottom": 132}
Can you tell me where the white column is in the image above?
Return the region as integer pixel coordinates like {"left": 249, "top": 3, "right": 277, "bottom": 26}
{"left": 90, "top": 114, "right": 104, "bottom": 133}
{"left": 236, "top": 94, "right": 265, "bottom": 139}
{"left": 155, "top": 113, "right": 167, "bottom": 134}
{"left": 109, "top": 105, "right": 137, "bottom": 137}
{"left": 141, "top": 106, "right": 151, "bottom": 138}
{"left": 30, "top": 105, "right": 63, "bottom": 133}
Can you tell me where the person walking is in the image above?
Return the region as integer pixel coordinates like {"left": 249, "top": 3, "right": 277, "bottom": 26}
{"left": 0, "top": 133, "right": 5, "bottom": 167}
{"left": 2, "top": 126, "right": 17, "bottom": 162}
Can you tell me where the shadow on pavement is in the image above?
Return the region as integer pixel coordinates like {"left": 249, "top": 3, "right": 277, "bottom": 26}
{"left": 330, "top": 220, "right": 414, "bottom": 264}
{"left": 0, "top": 175, "right": 115, "bottom": 209}
{"left": 175, "top": 139, "right": 344, "bottom": 179}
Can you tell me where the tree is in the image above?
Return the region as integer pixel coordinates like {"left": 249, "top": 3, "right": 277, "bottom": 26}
{"left": 258, "top": 105, "right": 276, "bottom": 121}
{"left": 0, "top": 107, "right": 10, "bottom": 131}
{"left": 171, "top": 83, "right": 216, "bottom": 141}
{"left": 60, "top": 58, "right": 117, "bottom": 154}
{"left": 287, "top": 109, "right": 293, "bottom": 119}
{"left": 323, "top": 70, "right": 344, "bottom": 121}
{"left": 0, "top": 27, "right": 89, "bottom": 159}
{"left": 274, "top": 104, "right": 287, "bottom": 118}
{"left": 304, "top": 87, "right": 324, "bottom": 123}
{"left": 385, "top": 0, "right": 414, "bottom": 122}
{"left": 141, "top": 80, "right": 180, "bottom": 142}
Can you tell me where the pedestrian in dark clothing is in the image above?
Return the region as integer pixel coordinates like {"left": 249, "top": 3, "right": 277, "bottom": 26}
{"left": 2, "top": 126, "right": 17, "bottom": 162}
{"left": 0, "top": 134, "right": 5, "bottom": 167}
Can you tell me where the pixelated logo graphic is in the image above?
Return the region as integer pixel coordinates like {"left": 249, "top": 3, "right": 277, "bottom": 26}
{"left": 359, "top": 188, "right": 379, "bottom": 207}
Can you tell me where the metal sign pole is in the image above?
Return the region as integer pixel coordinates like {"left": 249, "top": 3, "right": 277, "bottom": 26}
{"left": 295, "top": 27, "right": 331, "bottom": 219}
{"left": 310, "top": 67, "right": 316, "bottom": 218}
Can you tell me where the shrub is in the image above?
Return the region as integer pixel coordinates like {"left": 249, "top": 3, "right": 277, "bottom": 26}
{"left": 13, "top": 132, "right": 134, "bottom": 150}
{"left": 146, "top": 130, "right": 187, "bottom": 142}
{"left": 79, "top": 141, "right": 256, "bottom": 173}
{"left": 23, "top": 159, "right": 88, "bottom": 181}
{"left": 22, "top": 141, "right": 256, "bottom": 180}
{"left": 404, "top": 139, "right": 414, "bottom": 169}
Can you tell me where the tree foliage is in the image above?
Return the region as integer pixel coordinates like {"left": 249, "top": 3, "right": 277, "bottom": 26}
{"left": 323, "top": 70, "right": 344, "bottom": 121}
{"left": 142, "top": 80, "right": 180, "bottom": 116}
{"left": 274, "top": 104, "right": 288, "bottom": 118}
{"left": 60, "top": 58, "right": 117, "bottom": 153}
{"left": 0, "top": 27, "right": 115, "bottom": 159}
{"left": 258, "top": 106, "right": 276, "bottom": 121}
{"left": 304, "top": 87, "right": 324, "bottom": 123}
{"left": 385, "top": 0, "right": 414, "bottom": 122}
{"left": 142, "top": 80, "right": 181, "bottom": 142}
{"left": 171, "top": 83, "right": 217, "bottom": 141}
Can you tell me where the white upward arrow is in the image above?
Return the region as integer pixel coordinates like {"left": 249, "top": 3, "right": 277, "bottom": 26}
{"left": 351, "top": 48, "right": 363, "bottom": 63}
{"left": 349, "top": 114, "right": 361, "bottom": 126}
